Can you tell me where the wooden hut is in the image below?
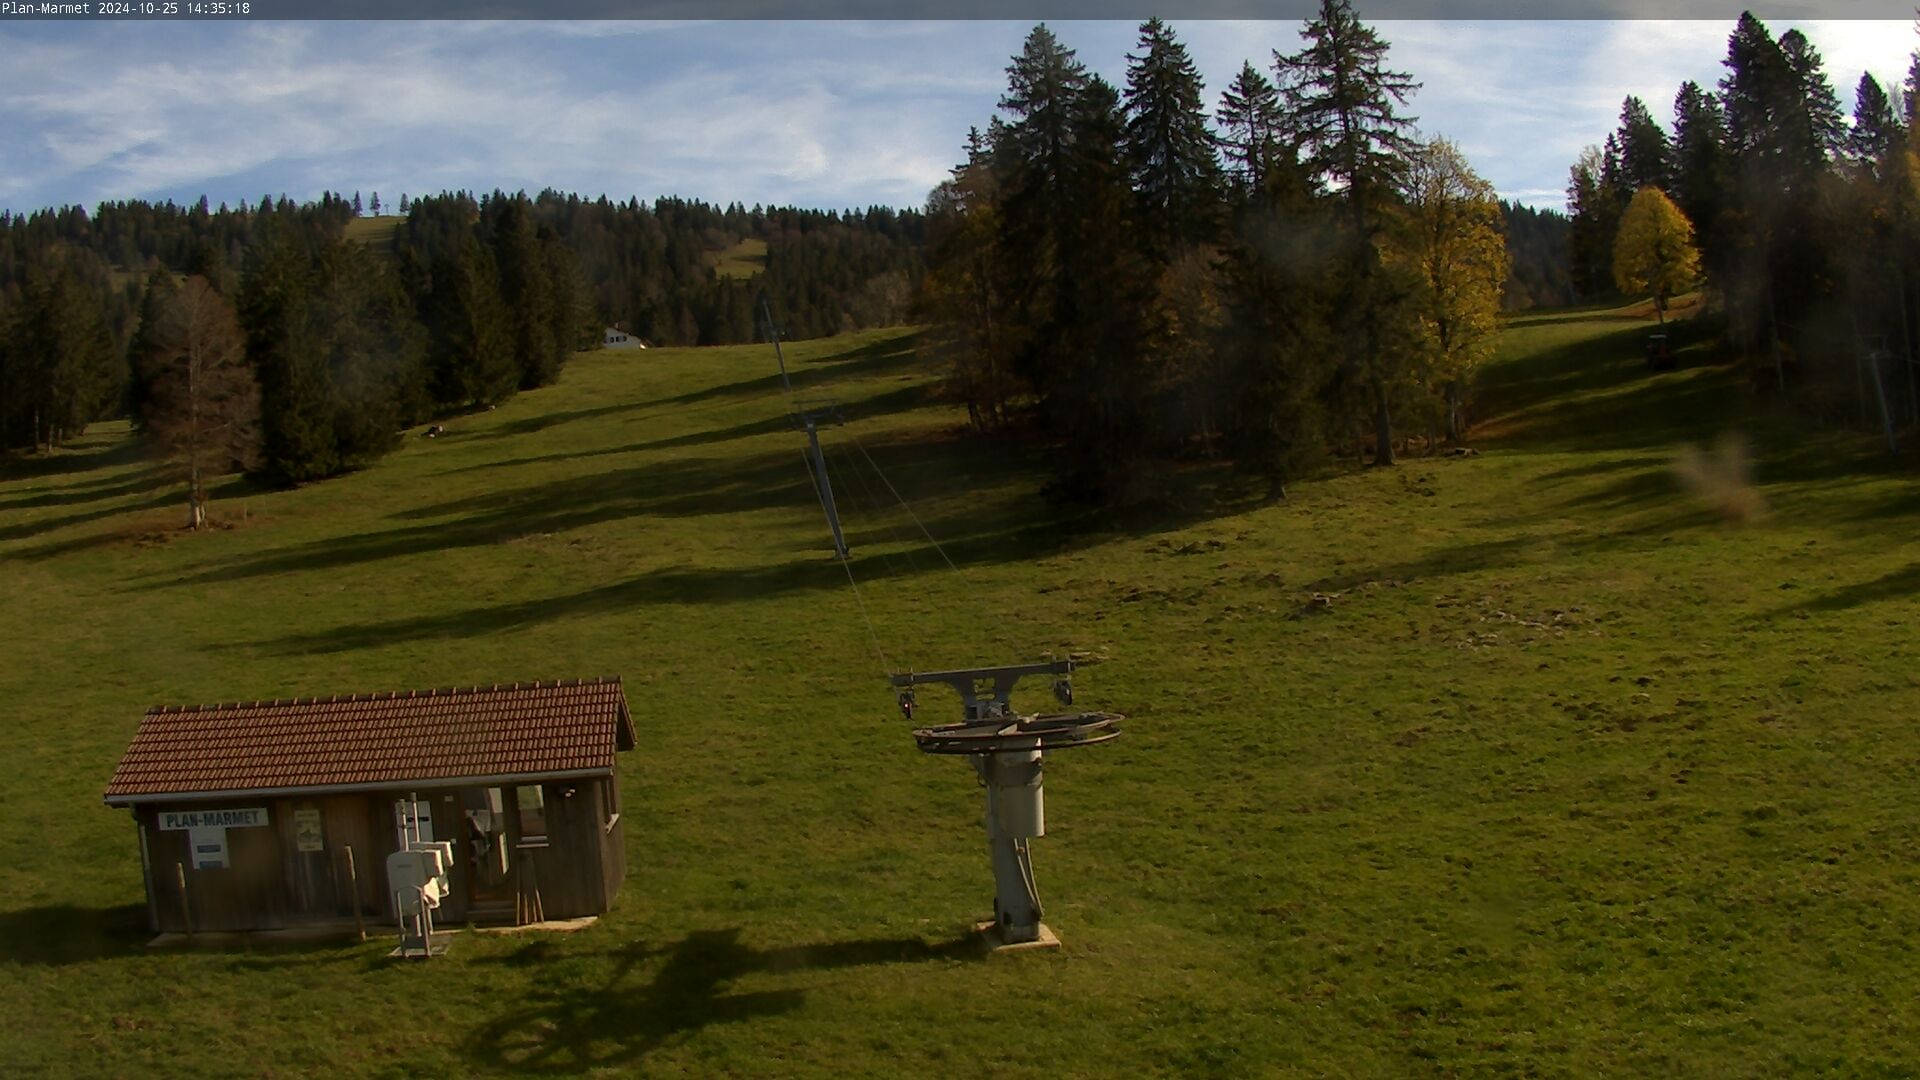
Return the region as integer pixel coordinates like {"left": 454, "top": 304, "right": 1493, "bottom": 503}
{"left": 103, "top": 678, "right": 635, "bottom": 935}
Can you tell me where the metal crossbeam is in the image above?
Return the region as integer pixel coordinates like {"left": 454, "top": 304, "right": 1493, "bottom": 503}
{"left": 890, "top": 661, "right": 1072, "bottom": 720}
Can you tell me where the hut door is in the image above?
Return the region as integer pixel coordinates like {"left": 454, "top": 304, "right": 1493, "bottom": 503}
{"left": 462, "top": 788, "right": 514, "bottom": 905}
{"left": 280, "top": 800, "right": 341, "bottom": 921}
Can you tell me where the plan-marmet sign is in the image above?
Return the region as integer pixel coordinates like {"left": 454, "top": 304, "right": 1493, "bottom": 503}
{"left": 158, "top": 808, "right": 269, "bottom": 830}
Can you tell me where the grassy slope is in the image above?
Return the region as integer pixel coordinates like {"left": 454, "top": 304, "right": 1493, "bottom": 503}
{"left": 3, "top": 308, "right": 1920, "bottom": 1076}
{"left": 343, "top": 215, "right": 403, "bottom": 255}
{"left": 712, "top": 237, "right": 768, "bottom": 280}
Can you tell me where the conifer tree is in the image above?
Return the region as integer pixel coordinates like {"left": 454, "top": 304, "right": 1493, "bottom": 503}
{"left": 994, "top": 24, "right": 1091, "bottom": 394}
{"left": 1122, "top": 17, "right": 1222, "bottom": 257}
{"left": 1217, "top": 62, "right": 1286, "bottom": 194}
{"left": 241, "top": 241, "right": 337, "bottom": 483}
{"left": 1616, "top": 96, "right": 1672, "bottom": 192}
{"left": 1671, "top": 81, "right": 1732, "bottom": 286}
{"left": 1278, "top": 0, "right": 1420, "bottom": 465}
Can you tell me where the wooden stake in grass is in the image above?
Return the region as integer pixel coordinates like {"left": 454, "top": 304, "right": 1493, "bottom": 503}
{"left": 176, "top": 862, "right": 194, "bottom": 938}
{"left": 344, "top": 846, "right": 365, "bottom": 941}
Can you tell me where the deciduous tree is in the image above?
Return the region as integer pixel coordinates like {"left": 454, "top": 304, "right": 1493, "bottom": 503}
{"left": 136, "top": 276, "right": 261, "bottom": 529}
{"left": 1612, "top": 187, "right": 1701, "bottom": 323}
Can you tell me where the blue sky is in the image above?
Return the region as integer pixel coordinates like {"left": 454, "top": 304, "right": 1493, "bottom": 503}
{"left": 1, "top": 19, "right": 1914, "bottom": 218}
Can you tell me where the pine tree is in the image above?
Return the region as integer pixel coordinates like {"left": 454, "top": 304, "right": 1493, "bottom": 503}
{"left": 1278, "top": 0, "right": 1420, "bottom": 236}
{"left": 1671, "top": 81, "right": 1732, "bottom": 287}
{"left": 1217, "top": 62, "right": 1286, "bottom": 193}
{"left": 240, "top": 241, "right": 337, "bottom": 484}
{"left": 1121, "top": 17, "right": 1222, "bottom": 257}
{"left": 1053, "top": 75, "right": 1162, "bottom": 501}
{"left": 126, "top": 267, "right": 181, "bottom": 430}
{"left": 1616, "top": 96, "right": 1672, "bottom": 192}
{"left": 994, "top": 24, "right": 1092, "bottom": 394}
{"left": 1217, "top": 148, "right": 1336, "bottom": 498}
{"left": 370, "top": 191, "right": 382, "bottom": 216}
{"left": 1278, "top": 0, "right": 1421, "bottom": 465}
{"left": 1848, "top": 73, "right": 1901, "bottom": 173}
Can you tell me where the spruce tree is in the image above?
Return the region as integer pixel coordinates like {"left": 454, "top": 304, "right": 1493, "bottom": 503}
{"left": 994, "top": 24, "right": 1091, "bottom": 394}
{"left": 1122, "top": 17, "right": 1222, "bottom": 257}
{"left": 1671, "top": 81, "right": 1732, "bottom": 286}
{"left": 240, "top": 241, "right": 337, "bottom": 483}
{"left": 1217, "top": 62, "right": 1286, "bottom": 194}
{"left": 1616, "top": 96, "right": 1672, "bottom": 192}
{"left": 1278, "top": 0, "right": 1420, "bottom": 465}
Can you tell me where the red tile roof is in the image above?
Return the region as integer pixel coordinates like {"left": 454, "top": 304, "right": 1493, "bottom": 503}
{"left": 104, "top": 678, "right": 634, "bottom": 804}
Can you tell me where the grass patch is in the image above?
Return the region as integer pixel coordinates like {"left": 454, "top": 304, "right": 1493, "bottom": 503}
{"left": 4, "top": 310, "right": 1920, "bottom": 1075}
{"left": 343, "top": 215, "right": 403, "bottom": 254}
{"left": 712, "top": 237, "right": 768, "bottom": 280}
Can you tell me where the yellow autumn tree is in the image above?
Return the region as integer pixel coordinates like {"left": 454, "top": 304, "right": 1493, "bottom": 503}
{"left": 1402, "top": 138, "right": 1510, "bottom": 442}
{"left": 1612, "top": 187, "right": 1701, "bottom": 324}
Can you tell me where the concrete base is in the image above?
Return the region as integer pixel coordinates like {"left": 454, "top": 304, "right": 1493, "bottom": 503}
{"left": 147, "top": 915, "right": 597, "bottom": 950}
{"left": 974, "top": 919, "right": 1061, "bottom": 952}
{"left": 471, "top": 916, "right": 598, "bottom": 936}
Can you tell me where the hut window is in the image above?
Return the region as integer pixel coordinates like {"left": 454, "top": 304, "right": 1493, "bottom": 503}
{"left": 516, "top": 786, "right": 549, "bottom": 846}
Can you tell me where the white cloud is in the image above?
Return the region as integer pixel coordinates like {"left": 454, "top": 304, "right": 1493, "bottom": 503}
{"left": 4, "top": 19, "right": 1915, "bottom": 218}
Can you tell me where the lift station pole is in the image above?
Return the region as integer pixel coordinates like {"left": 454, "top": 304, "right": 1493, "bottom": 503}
{"left": 893, "top": 661, "right": 1122, "bottom": 947}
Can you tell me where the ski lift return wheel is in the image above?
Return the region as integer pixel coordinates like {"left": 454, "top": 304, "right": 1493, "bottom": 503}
{"left": 912, "top": 711, "right": 1123, "bottom": 755}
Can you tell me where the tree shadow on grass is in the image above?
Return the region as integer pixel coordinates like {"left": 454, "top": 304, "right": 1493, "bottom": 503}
{"left": 465, "top": 927, "right": 976, "bottom": 1075}
{"left": 642, "top": 330, "right": 930, "bottom": 412}
{"left": 0, "top": 430, "right": 147, "bottom": 482}
{"left": 152, "top": 428, "right": 1056, "bottom": 592}
{"left": 433, "top": 382, "right": 935, "bottom": 478}
{"left": 0, "top": 491, "right": 177, "bottom": 545}
{"left": 1770, "top": 561, "right": 1920, "bottom": 616}
{"left": 226, "top": 512, "right": 1099, "bottom": 656}
{"left": 0, "top": 464, "right": 167, "bottom": 513}
{"left": 0, "top": 903, "right": 150, "bottom": 966}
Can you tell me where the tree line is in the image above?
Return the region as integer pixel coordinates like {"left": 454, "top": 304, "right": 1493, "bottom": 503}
{"left": 1567, "top": 11, "right": 1920, "bottom": 440}
{"left": 0, "top": 188, "right": 927, "bottom": 512}
{"left": 919, "top": 5, "right": 1511, "bottom": 503}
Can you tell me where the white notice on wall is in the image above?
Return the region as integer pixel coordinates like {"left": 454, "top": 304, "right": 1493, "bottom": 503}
{"left": 294, "top": 809, "right": 324, "bottom": 853}
{"left": 188, "top": 826, "right": 229, "bottom": 870}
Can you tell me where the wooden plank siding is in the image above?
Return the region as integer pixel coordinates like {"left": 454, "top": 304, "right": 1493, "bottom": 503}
{"left": 131, "top": 776, "right": 628, "bottom": 935}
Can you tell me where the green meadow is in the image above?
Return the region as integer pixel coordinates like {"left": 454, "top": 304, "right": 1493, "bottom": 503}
{"left": 712, "top": 236, "right": 770, "bottom": 279}
{"left": 3, "top": 305, "right": 1919, "bottom": 1076}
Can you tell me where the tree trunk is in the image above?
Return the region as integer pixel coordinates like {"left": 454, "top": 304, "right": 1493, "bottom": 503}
{"left": 1372, "top": 384, "right": 1395, "bottom": 467}
{"left": 1445, "top": 381, "right": 1464, "bottom": 443}
{"left": 188, "top": 462, "right": 206, "bottom": 530}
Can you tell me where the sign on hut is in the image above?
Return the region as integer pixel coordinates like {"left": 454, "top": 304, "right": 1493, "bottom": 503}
{"left": 103, "top": 678, "right": 635, "bottom": 937}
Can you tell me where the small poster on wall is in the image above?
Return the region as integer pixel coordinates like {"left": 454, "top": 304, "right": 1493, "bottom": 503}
{"left": 188, "top": 825, "right": 229, "bottom": 870}
{"left": 294, "top": 809, "right": 324, "bottom": 853}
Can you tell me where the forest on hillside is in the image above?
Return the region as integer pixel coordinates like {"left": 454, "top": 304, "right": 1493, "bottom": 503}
{"left": 0, "top": 1, "right": 1589, "bottom": 510}
{"left": 1567, "top": 11, "right": 1920, "bottom": 438}
{"left": 0, "top": 190, "right": 923, "bottom": 486}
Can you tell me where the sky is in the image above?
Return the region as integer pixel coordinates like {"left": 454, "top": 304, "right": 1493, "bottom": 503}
{"left": 1, "top": 18, "right": 1915, "bottom": 219}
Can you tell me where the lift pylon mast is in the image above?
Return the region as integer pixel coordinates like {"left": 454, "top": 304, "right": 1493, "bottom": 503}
{"left": 764, "top": 298, "right": 849, "bottom": 561}
{"left": 893, "top": 660, "right": 1122, "bottom": 947}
